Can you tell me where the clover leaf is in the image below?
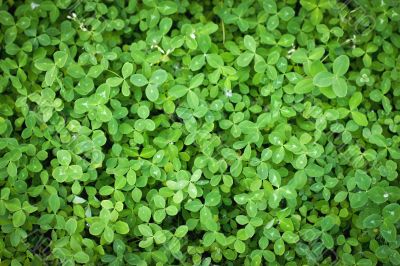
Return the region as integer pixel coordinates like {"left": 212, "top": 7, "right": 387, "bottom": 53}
{"left": 131, "top": 69, "right": 167, "bottom": 102}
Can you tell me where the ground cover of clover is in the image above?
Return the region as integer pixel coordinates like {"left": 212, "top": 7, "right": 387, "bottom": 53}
{"left": 0, "top": 0, "right": 400, "bottom": 265}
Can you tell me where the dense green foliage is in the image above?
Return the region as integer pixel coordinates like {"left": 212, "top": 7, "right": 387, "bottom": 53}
{"left": 1, "top": 0, "right": 400, "bottom": 265}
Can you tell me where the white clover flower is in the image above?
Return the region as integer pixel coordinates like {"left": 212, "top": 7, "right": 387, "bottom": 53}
{"left": 224, "top": 89, "right": 233, "bottom": 98}
{"left": 190, "top": 32, "right": 196, "bottom": 39}
{"left": 67, "top": 12, "right": 77, "bottom": 20}
{"left": 79, "top": 23, "right": 88, "bottom": 31}
{"left": 287, "top": 47, "right": 296, "bottom": 54}
{"left": 31, "top": 2, "right": 40, "bottom": 10}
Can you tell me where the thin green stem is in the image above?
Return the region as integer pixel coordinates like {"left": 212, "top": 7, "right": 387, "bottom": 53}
{"left": 105, "top": 69, "right": 122, "bottom": 78}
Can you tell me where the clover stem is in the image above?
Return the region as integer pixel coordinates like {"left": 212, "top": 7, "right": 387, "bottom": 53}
{"left": 105, "top": 69, "right": 122, "bottom": 78}
{"left": 321, "top": 54, "right": 329, "bottom": 63}
{"left": 221, "top": 20, "right": 225, "bottom": 44}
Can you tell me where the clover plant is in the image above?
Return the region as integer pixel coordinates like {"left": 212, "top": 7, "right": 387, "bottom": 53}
{"left": 0, "top": 0, "right": 400, "bottom": 265}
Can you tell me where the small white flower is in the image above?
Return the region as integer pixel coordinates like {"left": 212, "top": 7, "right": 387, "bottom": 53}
{"left": 72, "top": 12, "right": 77, "bottom": 19}
{"left": 383, "top": 193, "right": 389, "bottom": 198}
{"left": 190, "top": 33, "right": 196, "bottom": 39}
{"left": 80, "top": 24, "right": 88, "bottom": 31}
{"left": 31, "top": 2, "right": 40, "bottom": 9}
{"left": 225, "top": 89, "right": 233, "bottom": 98}
{"left": 287, "top": 46, "right": 296, "bottom": 54}
{"left": 286, "top": 45, "right": 296, "bottom": 58}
